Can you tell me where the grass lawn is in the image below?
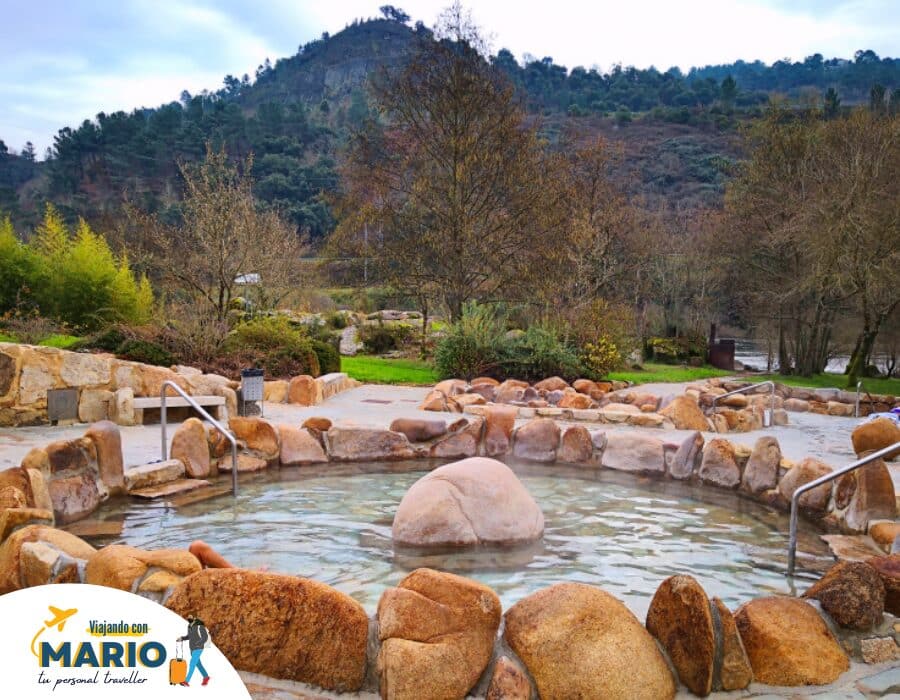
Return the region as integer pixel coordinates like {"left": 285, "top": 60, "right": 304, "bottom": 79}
{"left": 607, "top": 363, "right": 733, "bottom": 385}
{"left": 342, "top": 355, "right": 438, "bottom": 386}
{"left": 0, "top": 332, "right": 82, "bottom": 349}
{"left": 38, "top": 334, "right": 83, "bottom": 349}
{"left": 752, "top": 373, "right": 900, "bottom": 396}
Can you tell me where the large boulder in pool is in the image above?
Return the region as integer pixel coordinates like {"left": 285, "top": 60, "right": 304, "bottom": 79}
{"left": 734, "top": 596, "right": 848, "bottom": 686}
{"left": 166, "top": 568, "right": 368, "bottom": 692}
{"left": 377, "top": 568, "right": 501, "bottom": 699}
{"left": 504, "top": 583, "right": 675, "bottom": 700}
{"left": 392, "top": 457, "right": 543, "bottom": 547}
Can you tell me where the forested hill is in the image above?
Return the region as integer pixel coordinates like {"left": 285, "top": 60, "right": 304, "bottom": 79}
{"left": 2, "top": 15, "right": 899, "bottom": 236}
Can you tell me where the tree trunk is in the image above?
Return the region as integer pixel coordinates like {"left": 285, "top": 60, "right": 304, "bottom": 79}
{"left": 777, "top": 314, "right": 791, "bottom": 375}
{"left": 845, "top": 333, "right": 863, "bottom": 375}
{"left": 847, "top": 329, "right": 878, "bottom": 387}
{"left": 420, "top": 299, "right": 429, "bottom": 353}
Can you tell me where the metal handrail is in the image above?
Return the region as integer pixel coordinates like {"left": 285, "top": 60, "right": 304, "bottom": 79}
{"left": 787, "top": 440, "right": 900, "bottom": 576}
{"left": 711, "top": 381, "right": 776, "bottom": 427}
{"left": 160, "top": 380, "right": 239, "bottom": 497}
{"left": 855, "top": 380, "right": 863, "bottom": 418}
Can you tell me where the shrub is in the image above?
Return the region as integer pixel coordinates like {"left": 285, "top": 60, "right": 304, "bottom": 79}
{"left": 226, "top": 315, "right": 305, "bottom": 352}
{"left": 312, "top": 339, "right": 341, "bottom": 374}
{"left": 221, "top": 315, "right": 321, "bottom": 379}
{"left": 502, "top": 326, "right": 585, "bottom": 381}
{"left": 116, "top": 338, "right": 174, "bottom": 367}
{"left": 83, "top": 326, "right": 130, "bottom": 352}
{"left": 358, "top": 322, "right": 412, "bottom": 354}
{"left": 434, "top": 303, "right": 508, "bottom": 379}
{"left": 567, "top": 299, "right": 637, "bottom": 359}
{"left": 325, "top": 311, "right": 348, "bottom": 330}
{"left": 162, "top": 306, "right": 231, "bottom": 365}
{"left": 261, "top": 346, "right": 320, "bottom": 378}
{"left": 581, "top": 336, "right": 623, "bottom": 378}
{"left": 644, "top": 335, "right": 706, "bottom": 364}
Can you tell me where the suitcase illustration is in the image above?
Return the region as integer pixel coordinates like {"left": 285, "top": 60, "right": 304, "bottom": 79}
{"left": 169, "top": 640, "right": 187, "bottom": 685}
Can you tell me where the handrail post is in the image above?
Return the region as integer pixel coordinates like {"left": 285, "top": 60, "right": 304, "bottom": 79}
{"left": 787, "top": 440, "right": 900, "bottom": 576}
{"left": 855, "top": 380, "right": 862, "bottom": 418}
{"left": 769, "top": 381, "right": 775, "bottom": 427}
{"left": 161, "top": 392, "right": 168, "bottom": 460}
{"left": 160, "top": 380, "right": 239, "bottom": 497}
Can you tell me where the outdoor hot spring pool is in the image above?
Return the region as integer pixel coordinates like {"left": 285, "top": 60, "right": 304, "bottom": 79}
{"left": 84, "top": 461, "right": 831, "bottom": 616}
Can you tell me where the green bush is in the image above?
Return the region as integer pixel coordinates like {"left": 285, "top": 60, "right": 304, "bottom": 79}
{"left": 25, "top": 205, "right": 153, "bottom": 331}
{"left": 435, "top": 306, "right": 587, "bottom": 381}
{"left": 226, "top": 315, "right": 305, "bottom": 352}
{"left": 223, "top": 315, "right": 321, "bottom": 378}
{"left": 116, "top": 338, "right": 174, "bottom": 367}
{"left": 358, "top": 322, "right": 412, "bottom": 355}
{"left": 502, "top": 326, "right": 585, "bottom": 381}
{"left": 0, "top": 216, "right": 37, "bottom": 314}
{"left": 580, "top": 336, "right": 623, "bottom": 378}
{"left": 325, "top": 311, "right": 348, "bottom": 330}
{"left": 644, "top": 335, "right": 706, "bottom": 364}
{"left": 312, "top": 339, "right": 341, "bottom": 374}
{"left": 81, "top": 326, "right": 129, "bottom": 352}
{"left": 260, "top": 346, "right": 320, "bottom": 378}
{"left": 434, "top": 303, "right": 508, "bottom": 380}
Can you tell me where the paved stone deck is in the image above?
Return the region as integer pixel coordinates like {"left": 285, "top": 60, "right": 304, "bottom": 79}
{"left": 6, "top": 382, "right": 891, "bottom": 487}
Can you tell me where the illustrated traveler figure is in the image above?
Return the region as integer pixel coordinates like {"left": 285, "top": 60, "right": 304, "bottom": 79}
{"left": 177, "top": 615, "right": 211, "bottom": 687}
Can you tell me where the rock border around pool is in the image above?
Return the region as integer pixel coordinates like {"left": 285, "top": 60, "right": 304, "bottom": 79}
{"left": 1, "top": 415, "right": 898, "bottom": 697}
{"left": 419, "top": 375, "right": 900, "bottom": 433}
{"left": 0, "top": 405, "right": 896, "bottom": 543}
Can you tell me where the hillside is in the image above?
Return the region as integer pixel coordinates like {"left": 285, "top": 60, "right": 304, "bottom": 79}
{"left": 1, "top": 16, "right": 897, "bottom": 234}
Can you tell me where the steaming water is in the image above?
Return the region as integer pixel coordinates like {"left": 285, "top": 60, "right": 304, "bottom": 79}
{"left": 88, "top": 462, "right": 830, "bottom": 616}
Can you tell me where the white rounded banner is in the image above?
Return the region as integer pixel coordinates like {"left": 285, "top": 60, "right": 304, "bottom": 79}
{"left": 0, "top": 584, "right": 251, "bottom": 698}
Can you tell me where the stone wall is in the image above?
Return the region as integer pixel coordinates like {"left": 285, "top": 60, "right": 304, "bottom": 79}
{"left": 0, "top": 342, "right": 238, "bottom": 427}
{"left": 0, "top": 342, "right": 359, "bottom": 427}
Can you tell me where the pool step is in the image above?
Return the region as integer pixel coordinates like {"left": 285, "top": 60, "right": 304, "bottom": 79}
{"left": 167, "top": 484, "right": 233, "bottom": 508}
{"left": 124, "top": 459, "right": 185, "bottom": 492}
{"left": 129, "top": 478, "right": 211, "bottom": 500}
{"left": 62, "top": 519, "right": 124, "bottom": 538}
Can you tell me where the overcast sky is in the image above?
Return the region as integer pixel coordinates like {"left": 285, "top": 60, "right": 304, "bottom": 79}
{"left": 2, "top": 0, "right": 898, "bottom": 155}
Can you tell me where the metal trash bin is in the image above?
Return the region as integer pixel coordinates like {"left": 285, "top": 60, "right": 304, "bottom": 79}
{"left": 240, "top": 368, "right": 265, "bottom": 417}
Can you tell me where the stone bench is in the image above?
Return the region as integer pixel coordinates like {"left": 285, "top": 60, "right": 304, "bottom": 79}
{"left": 131, "top": 395, "right": 225, "bottom": 425}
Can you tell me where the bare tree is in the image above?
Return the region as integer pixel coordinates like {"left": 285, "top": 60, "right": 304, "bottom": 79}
{"left": 802, "top": 109, "right": 899, "bottom": 384}
{"left": 333, "top": 3, "right": 565, "bottom": 321}
{"left": 727, "top": 105, "right": 899, "bottom": 382}
{"left": 135, "top": 144, "right": 307, "bottom": 321}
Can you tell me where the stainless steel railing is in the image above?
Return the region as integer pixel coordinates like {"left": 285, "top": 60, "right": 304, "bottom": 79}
{"left": 711, "top": 381, "right": 776, "bottom": 427}
{"left": 160, "top": 380, "right": 238, "bottom": 497}
{"left": 787, "top": 440, "right": 900, "bottom": 576}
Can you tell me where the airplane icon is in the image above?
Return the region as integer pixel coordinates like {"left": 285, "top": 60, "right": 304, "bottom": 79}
{"left": 44, "top": 606, "right": 77, "bottom": 632}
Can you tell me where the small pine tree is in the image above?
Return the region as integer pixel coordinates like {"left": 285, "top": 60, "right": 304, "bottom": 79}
{"left": 24, "top": 209, "right": 155, "bottom": 331}
{"left": 0, "top": 216, "right": 36, "bottom": 313}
